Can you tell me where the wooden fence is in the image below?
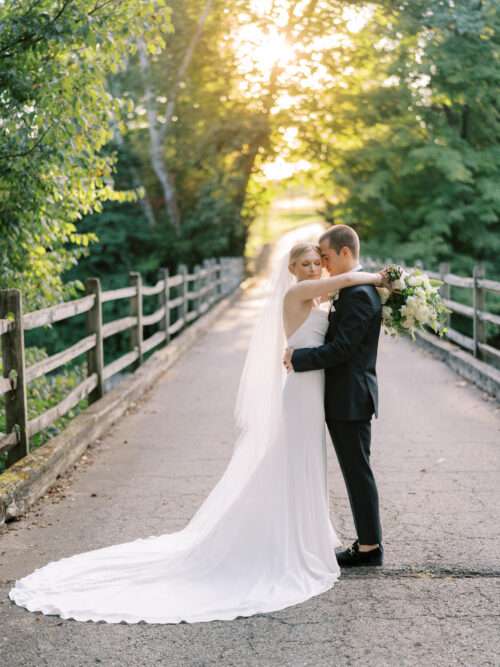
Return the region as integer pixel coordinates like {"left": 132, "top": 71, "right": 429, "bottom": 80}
{"left": 364, "top": 258, "right": 500, "bottom": 369}
{"left": 0, "top": 257, "right": 244, "bottom": 470}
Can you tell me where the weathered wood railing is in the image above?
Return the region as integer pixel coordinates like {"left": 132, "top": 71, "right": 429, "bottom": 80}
{"left": 0, "top": 257, "right": 244, "bottom": 469}
{"left": 363, "top": 257, "right": 500, "bottom": 369}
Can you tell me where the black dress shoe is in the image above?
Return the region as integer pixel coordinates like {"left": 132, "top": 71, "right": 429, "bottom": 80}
{"left": 335, "top": 540, "right": 384, "bottom": 567}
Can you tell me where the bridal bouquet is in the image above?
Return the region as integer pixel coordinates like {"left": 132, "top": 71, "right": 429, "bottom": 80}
{"left": 377, "top": 265, "right": 449, "bottom": 340}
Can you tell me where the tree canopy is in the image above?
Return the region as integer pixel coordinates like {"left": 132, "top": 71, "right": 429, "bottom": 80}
{"left": 1, "top": 0, "right": 499, "bottom": 316}
{"left": 0, "top": 0, "right": 172, "bottom": 308}
{"left": 292, "top": 1, "right": 500, "bottom": 275}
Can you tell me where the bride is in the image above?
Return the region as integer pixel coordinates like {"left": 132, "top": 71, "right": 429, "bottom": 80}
{"left": 8, "top": 235, "right": 383, "bottom": 624}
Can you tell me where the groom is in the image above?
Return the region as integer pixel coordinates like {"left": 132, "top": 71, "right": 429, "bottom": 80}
{"left": 283, "top": 224, "right": 383, "bottom": 567}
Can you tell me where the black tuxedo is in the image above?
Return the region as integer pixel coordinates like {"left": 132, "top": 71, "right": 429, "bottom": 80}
{"left": 291, "top": 282, "right": 383, "bottom": 545}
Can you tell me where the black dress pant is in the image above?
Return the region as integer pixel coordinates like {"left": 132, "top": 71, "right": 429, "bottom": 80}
{"left": 327, "top": 419, "right": 382, "bottom": 545}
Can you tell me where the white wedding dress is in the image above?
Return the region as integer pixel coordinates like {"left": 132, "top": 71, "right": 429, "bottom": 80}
{"left": 8, "top": 305, "right": 342, "bottom": 624}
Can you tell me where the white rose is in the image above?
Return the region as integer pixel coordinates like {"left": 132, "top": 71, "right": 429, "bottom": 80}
{"left": 408, "top": 275, "right": 419, "bottom": 287}
{"left": 415, "top": 305, "right": 430, "bottom": 323}
{"left": 404, "top": 296, "right": 419, "bottom": 315}
{"left": 377, "top": 287, "right": 391, "bottom": 304}
{"left": 382, "top": 306, "right": 392, "bottom": 320}
{"left": 392, "top": 277, "right": 406, "bottom": 290}
{"left": 400, "top": 304, "right": 408, "bottom": 318}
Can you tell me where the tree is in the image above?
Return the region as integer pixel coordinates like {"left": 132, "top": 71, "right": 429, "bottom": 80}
{"left": 294, "top": 1, "right": 500, "bottom": 275}
{"left": 100, "top": 0, "right": 347, "bottom": 268}
{"left": 0, "top": 0, "right": 172, "bottom": 309}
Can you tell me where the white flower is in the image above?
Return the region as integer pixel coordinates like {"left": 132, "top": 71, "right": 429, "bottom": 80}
{"left": 392, "top": 277, "right": 406, "bottom": 290}
{"left": 404, "top": 296, "right": 419, "bottom": 315}
{"left": 401, "top": 316, "right": 415, "bottom": 330}
{"left": 410, "top": 273, "right": 426, "bottom": 287}
{"left": 377, "top": 287, "right": 391, "bottom": 304}
{"left": 414, "top": 304, "right": 430, "bottom": 323}
{"left": 378, "top": 266, "right": 446, "bottom": 340}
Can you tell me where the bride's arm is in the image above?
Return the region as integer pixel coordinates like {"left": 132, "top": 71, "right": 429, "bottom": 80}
{"left": 288, "top": 271, "right": 382, "bottom": 302}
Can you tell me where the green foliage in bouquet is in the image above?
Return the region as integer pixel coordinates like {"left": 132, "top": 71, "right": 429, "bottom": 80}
{"left": 379, "top": 265, "right": 450, "bottom": 341}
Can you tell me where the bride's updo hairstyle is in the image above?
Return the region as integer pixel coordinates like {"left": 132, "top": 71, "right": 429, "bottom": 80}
{"left": 288, "top": 242, "right": 321, "bottom": 276}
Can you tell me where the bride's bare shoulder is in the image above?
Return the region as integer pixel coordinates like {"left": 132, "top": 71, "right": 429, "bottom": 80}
{"left": 284, "top": 283, "right": 310, "bottom": 305}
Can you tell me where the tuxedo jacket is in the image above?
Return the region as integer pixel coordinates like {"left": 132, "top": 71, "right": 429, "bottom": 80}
{"left": 291, "top": 284, "right": 382, "bottom": 421}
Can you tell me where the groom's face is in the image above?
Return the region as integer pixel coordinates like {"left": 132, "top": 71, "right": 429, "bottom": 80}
{"left": 319, "top": 239, "right": 348, "bottom": 276}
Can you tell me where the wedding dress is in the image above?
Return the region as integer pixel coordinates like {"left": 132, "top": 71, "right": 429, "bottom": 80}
{"left": 8, "top": 233, "right": 342, "bottom": 624}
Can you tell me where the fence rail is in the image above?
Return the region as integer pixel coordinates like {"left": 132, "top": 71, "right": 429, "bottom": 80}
{"left": 0, "top": 257, "right": 244, "bottom": 470}
{"left": 363, "top": 257, "right": 500, "bottom": 370}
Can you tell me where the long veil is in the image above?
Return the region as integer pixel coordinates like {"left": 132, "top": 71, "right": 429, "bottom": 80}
{"left": 234, "top": 223, "right": 326, "bottom": 455}
{"left": 178, "top": 223, "right": 327, "bottom": 535}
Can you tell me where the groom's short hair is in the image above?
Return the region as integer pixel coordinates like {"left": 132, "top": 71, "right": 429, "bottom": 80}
{"left": 320, "top": 224, "right": 360, "bottom": 258}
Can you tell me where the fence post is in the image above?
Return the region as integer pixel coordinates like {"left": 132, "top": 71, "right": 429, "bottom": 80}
{"left": 206, "top": 259, "right": 214, "bottom": 305}
{"left": 439, "top": 262, "right": 451, "bottom": 332}
{"left": 211, "top": 258, "right": 218, "bottom": 303}
{"left": 193, "top": 264, "right": 201, "bottom": 317}
{"left": 198, "top": 262, "right": 205, "bottom": 313}
{"left": 203, "top": 259, "right": 211, "bottom": 309}
{"left": 159, "top": 268, "right": 170, "bottom": 346}
{"left": 179, "top": 264, "right": 188, "bottom": 329}
{"left": 215, "top": 258, "right": 222, "bottom": 299}
{"left": 0, "top": 289, "right": 29, "bottom": 466}
{"left": 230, "top": 258, "right": 237, "bottom": 290}
{"left": 129, "top": 272, "right": 143, "bottom": 369}
{"left": 473, "top": 263, "right": 486, "bottom": 359}
{"left": 220, "top": 257, "right": 228, "bottom": 296}
{"left": 85, "top": 278, "right": 104, "bottom": 403}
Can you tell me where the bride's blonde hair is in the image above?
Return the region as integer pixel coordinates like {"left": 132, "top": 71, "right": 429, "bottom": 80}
{"left": 288, "top": 242, "right": 321, "bottom": 272}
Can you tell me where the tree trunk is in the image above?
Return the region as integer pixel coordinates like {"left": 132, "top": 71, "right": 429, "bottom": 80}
{"left": 137, "top": 38, "right": 181, "bottom": 233}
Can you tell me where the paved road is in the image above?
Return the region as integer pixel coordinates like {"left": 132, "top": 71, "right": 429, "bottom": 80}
{"left": 1, "top": 286, "right": 499, "bottom": 667}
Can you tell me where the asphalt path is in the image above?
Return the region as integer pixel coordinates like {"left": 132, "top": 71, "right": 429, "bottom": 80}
{"left": 1, "top": 285, "right": 499, "bottom": 667}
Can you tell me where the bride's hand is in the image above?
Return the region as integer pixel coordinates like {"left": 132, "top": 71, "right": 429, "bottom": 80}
{"left": 283, "top": 347, "right": 294, "bottom": 373}
{"left": 370, "top": 272, "right": 385, "bottom": 287}
{"left": 378, "top": 267, "right": 392, "bottom": 289}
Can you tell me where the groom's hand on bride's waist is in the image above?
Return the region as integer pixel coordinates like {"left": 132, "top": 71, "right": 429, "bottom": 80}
{"left": 283, "top": 347, "right": 294, "bottom": 373}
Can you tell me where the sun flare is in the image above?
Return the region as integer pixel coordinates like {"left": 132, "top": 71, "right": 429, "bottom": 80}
{"left": 234, "top": 23, "right": 296, "bottom": 79}
{"left": 253, "top": 32, "right": 296, "bottom": 74}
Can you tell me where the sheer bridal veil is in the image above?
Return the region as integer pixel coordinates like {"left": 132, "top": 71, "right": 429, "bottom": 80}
{"left": 234, "top": 223, "right": 326, "bottom": 454}
{"left": 183, "top": 223, "right": 326, "bottom": 535}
